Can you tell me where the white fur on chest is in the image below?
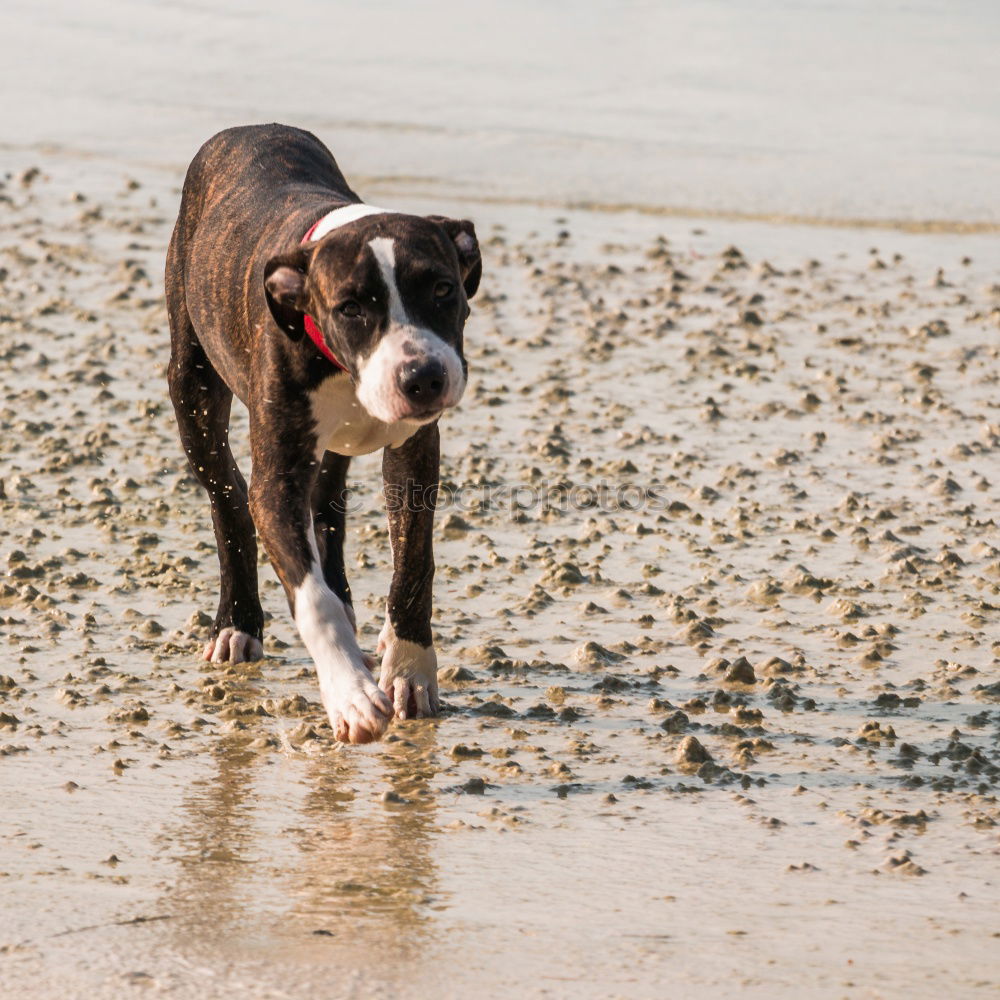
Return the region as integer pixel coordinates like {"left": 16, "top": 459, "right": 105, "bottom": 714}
{"left": 308, "top": 374, "right": 419, "bottom": 457}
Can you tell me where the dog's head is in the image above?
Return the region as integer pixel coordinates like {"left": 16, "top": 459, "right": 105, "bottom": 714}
{"left": 264, "top": 213, "right": 480, "bottom": 425}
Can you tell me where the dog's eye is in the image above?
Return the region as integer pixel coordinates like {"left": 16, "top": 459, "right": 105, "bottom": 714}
{"left": 339, "top": 300, "right": 363, "bottom": 318}
{"left": 433, "top": 281, "right": 454, "bottom": 300}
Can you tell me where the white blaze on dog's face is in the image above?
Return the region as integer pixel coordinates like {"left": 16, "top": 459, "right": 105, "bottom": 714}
{"left": 355, "top": 236, "right": 466, "bottom": 424}
{"left": 264, "top": 209, "right": 481, "bottom": 422}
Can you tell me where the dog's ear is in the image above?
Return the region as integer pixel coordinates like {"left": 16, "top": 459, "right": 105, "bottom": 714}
{"left": 428, "top": 216, "right": 482, "bottom": 299}
{"left": 264, "top": 249, "right": 311, "bottom": 340}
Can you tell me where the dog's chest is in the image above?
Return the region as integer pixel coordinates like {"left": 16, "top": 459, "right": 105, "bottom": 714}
{"left": 308, "top": 375, "right": 418, "bottom": 457}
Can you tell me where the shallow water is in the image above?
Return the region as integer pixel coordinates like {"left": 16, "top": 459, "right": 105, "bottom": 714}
{"left": 3, "top": 0, "right": 999, "bottom": 224}
{"left": 1, "top": 156, "right": 999, "bottom": 996}
{"left": 2, "top": 3, "right": 1000, "bottom": 995}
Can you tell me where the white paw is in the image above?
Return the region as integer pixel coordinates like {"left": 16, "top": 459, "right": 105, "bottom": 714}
{"left": 293, "top": 566, "right": 392, "bottom": 744}
{"left": 321, "top": 662, "right": 394, "bottom": 744}
{"left": 377, "top": 619, "right": 439, "bottom": 720}
{"left": 202, "top": 628, "right": 263, "bottom": 664}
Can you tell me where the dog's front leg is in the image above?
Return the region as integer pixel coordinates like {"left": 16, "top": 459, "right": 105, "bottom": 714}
{"left": 378, "top": 421, "right": 441, "bottom": 720}
{"left": 249, "top": 428, "right": 392, "bottom": 745}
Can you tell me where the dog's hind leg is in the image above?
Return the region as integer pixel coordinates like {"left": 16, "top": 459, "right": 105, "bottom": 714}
{"left": 311, "top": 451, "right": 354, "bottom": 625}
{"left": 166, "top": 280, "right": 264, "bottom": 664}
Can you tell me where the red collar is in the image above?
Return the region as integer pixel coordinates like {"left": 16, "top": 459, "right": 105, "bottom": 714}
{"left": 302, "top": 314, "right": 346, "bottom": 371}
{"left": 300, "top": 217, "right": 346, "bottom": 372}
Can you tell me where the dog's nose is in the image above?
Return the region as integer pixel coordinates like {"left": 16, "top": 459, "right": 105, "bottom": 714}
{"left": 398, "top": 359, "right": 447, "bottom": 405}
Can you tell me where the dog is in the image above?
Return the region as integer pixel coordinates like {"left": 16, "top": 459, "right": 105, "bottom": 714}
{"left": 165, "top": 124, "right": 481, "bottom": 744}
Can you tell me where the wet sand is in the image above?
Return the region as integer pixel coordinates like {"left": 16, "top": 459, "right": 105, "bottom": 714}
{"left": 1, "top": 155, "right": 999, "bottom": 998}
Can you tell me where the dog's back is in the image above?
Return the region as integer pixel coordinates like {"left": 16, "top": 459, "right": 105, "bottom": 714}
{"left": 167, "top": 125, "right": 359, "bottom": 392}
{"left": 175, "top": 124, "right": 355, "bottom": 240}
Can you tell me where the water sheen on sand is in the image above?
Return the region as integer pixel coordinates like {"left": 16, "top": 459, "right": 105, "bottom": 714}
{"left": 1, "top": 2, "right": 1000, "bottom": 996}
{"left": 0, "top": 159, "right": 998, "bottom": 997}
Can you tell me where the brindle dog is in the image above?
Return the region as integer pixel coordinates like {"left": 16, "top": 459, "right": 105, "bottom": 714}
{"left": 165, "top": 124, "right": 480, "bottom": 743}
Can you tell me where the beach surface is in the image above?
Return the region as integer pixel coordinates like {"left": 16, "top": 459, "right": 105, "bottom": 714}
{"left": 1, "top": 3, "right": 999, "bottom": 998}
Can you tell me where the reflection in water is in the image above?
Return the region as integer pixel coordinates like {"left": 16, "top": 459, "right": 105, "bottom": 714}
{"left": 291, "top": 724, "right": 443, "bottom": 955}
{"left": 158, "top": 718, "right": 443, "bottom": 963}
{"left": 158, "top": 734, "right": 265, "bottom": 945}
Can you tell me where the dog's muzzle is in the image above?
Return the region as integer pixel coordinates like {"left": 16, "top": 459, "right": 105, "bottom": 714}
{"left": 398, "top": 358, "right": 447, "bottom": 410}
{"left": 356, "top": 326, "right": 465, "bottom": 424}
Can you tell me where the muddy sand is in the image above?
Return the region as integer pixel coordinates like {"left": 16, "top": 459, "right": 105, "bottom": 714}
{"left": 1, "top": 156, "right": 999, "bottom": 998}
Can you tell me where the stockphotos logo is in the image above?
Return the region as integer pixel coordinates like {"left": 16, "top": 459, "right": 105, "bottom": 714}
{"left": 365, "top": 480, "right": 676, "bottom": 515}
